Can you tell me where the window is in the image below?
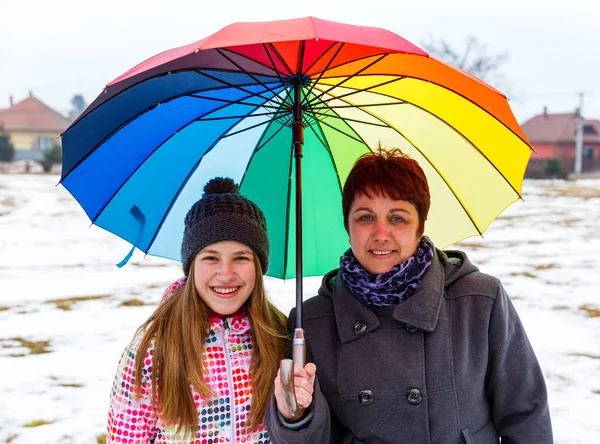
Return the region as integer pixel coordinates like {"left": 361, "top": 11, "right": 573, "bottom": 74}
{"left": 582, "top": 124, "right": 597, "bottom": 135}
{"left": 35, "top": 136, "right": 54, "bottom": 151}
{"left": 583, "top": 146, "right": 595, "bottom": 160}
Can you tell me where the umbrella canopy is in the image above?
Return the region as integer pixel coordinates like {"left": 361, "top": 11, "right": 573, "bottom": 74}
{"left": 60, "top": 16, "right": 532, "bottom": 280}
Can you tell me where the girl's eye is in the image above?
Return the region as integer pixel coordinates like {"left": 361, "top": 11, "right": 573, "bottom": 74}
{"left": 234, "top": 256, "right": 251, "bottom": 261}
{"left": 202, "top": 256, "right": 218, "bottom": 261}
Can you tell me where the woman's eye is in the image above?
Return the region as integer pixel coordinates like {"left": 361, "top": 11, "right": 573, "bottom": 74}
{"left": 391, "top": 216, "right": 405, "bottom": 223}
{"left": 358, "top": 214, "right": 373, "bottom": 221}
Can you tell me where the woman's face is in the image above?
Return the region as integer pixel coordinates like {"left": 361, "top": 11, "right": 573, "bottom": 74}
{"left": 348, "top": 191, "right": 421, "bottom": 274}
{"left": 193, "top": 240, "right": 256, "bottom": 315}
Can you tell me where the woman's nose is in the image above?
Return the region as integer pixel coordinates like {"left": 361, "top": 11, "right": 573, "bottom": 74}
{"left": 373, "top": 220, "right": 390, "bottom": 240}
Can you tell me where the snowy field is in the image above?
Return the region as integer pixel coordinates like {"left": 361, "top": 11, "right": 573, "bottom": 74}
{"left": 0, "top": 173, "right": 599, "bottom": 443}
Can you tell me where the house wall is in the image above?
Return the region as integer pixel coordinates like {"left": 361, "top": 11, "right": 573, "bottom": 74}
{"left": 7, "top": 130, "right": 62, "bottom": 160}
{"left": 526, "top": 142, "right": 600, "bottom": 176}
{"left": 9, "top": 131, "right": 61, "bottom": 150}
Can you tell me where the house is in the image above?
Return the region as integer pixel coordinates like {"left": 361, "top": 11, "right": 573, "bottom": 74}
{"left": 0, "top": 93, "right": 70, "bottom": 161}
{"left": 520, "top": 108, "right": 600, "bottom": 177}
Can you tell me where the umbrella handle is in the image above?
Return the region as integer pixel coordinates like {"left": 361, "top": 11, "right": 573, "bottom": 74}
{"left": 279, "top": 328, "right": 306, "bottom": 420}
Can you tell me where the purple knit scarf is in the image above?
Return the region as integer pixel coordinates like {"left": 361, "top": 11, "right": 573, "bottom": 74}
{"left": 339, "top": 236, "right": 435, "bottom": 308}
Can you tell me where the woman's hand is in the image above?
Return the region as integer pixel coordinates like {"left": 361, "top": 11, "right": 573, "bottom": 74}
{"left": 274, "top": 362, "right": 317, "bottom": 421}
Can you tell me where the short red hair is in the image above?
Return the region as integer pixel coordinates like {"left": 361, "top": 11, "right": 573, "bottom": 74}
{"left": 342, "top": 148, "right": 430, "bottom": 236}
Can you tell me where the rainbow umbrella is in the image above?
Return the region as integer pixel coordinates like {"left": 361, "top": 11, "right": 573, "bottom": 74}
{"left": 60, "top": 16, "right": 532, "bottom": 320}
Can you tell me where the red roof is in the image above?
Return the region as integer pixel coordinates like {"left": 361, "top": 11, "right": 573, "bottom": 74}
{"left": 521, "top": 112, "right": 600, "bottom": 144}
{"left": 0, "top": 96, "right": 70, "bottom": 132}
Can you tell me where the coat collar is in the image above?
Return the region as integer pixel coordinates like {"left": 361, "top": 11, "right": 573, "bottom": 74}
{"left": 331, "top": 250, "right": 446, "bottom": 343}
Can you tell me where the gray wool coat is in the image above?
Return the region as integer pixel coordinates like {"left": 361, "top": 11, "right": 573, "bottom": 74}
{"left": 266, "top": 249, "right": 553, "bottom": 444}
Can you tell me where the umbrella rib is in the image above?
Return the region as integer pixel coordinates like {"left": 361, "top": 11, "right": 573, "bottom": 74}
{"left": 61, "top": 90, "right": 267, "bottom": 183}
{"left": 267, "top": 43, "right": 294, "bottom": 77}
{"left": 261, "top": 43, "right": 292, "bottom": 100}
{"left": 214, "top": 49, "right": 287, "bottom": 107}
{"left": 195, "top": 111, "right": 282, "bottom": 121}
{"left": 306, "top": 110, "right": 391, "bottom": 128}
{"left": 309, "top": 115, "right": 366, "bottom": 145}
{"left": 238, "top": 123, "right": 288, "bottom": 189}
{"left": 196, "top": 68, "right": 286, "bottom": 109}
{"left": 89, "top": 100, "right": 265, "bottom": 224}
{"left": 222, "top": 118, "right": 271, "bottom": 138}
{"left": 144, "top": 114, "right": 260, "bottom": 255}
{"left": 303, "top": 41, "right": 343, "bottom": 77}
{"left": 327, "top": 94, "right": 491, "bottom": 232}
{"left": 306, "top": 53, "right": 390, "bottom": 106}
{"left": 304, "top": 42, "right": 345, "bottom": 99}
{"left": 305, "top": 122, "right": 345, "bottom": 193}
{"left": 309, "top": 102, "right": 405, "bottom": 110}
{"left": 310, "top": 76, "right": 404, "bottom": 107}
{"left": 297, "top": 40, "right": 305, "bottom": 76}
{"left": 333, "top": 86, "right": 523, "bottom": 204}
{"left": 189, "top": 92, "right": 283, "bottom": 110}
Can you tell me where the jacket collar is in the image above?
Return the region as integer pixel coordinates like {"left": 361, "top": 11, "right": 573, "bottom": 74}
{"left": 209, "top": 309, "right": 251, "bottom": 335}
{"left": 331, "top": 250, "right": 445, "bottom": 343}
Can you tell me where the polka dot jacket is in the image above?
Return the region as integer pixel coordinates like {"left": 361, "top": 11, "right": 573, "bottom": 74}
{"left": 107, "top": 278, "right": 271, "bottom": 443}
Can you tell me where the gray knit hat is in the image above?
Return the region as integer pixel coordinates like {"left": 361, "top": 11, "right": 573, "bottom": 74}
{"left": 181, "top": 177, "right": 269, "bottom": 277}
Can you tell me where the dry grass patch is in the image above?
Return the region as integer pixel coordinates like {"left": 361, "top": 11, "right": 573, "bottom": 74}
{"left": 0, "top": 306, "right": 10, "bottom": 312}
{"left": 6, "top": 434, "right": 18, "bottom": 443}
{"left": 1, "top": 197, "right": 16, "bottom": 207}
{"left": 97, "top": 434, "right": 107, "bottom": 444}
{"left": 593, "top": 389, "right": 600, "bottom": 395}
{"left": 534, "top": 263, "right": 558, "bottom": 270}
{"left": 130, "top": 261, "right": 169, "bottom": 268}
{"left": 552, "top": 305, "right": 570, "bottom": 311}
{"left": 58, "top": 382, "right": 84, "bottom": 388}
{"left": 579, "top": 304, "right": 600, "bottom": 318}
{"left": 568, "top": 352, "right": 600, "bottom": 360}
{"left": 45, "top": 294, "right": 111, "bottom": 310}
{"left": 457, "top": 242, "right": 487, "bottom": 250}
{"left": 3, "top": 337, "right": 52, "bottom": 355}
{"left": 121, "top": 298, "right": 148, "bottom": 307}
{"left": 23, "top": 419, "right": 55, "bottom": 427}
{"left": 541, "top": 185, "right": 600, "bottom": 199}
{"left": 510, "top": 271, "right": 537, "bottom": 279}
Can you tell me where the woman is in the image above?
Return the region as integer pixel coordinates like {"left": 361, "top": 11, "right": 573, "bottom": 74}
{"left": 107, "top": 177, "right": 287, "bottom": 443}
{"left": 266, "top": 149, "right": 553, "bottom": 443}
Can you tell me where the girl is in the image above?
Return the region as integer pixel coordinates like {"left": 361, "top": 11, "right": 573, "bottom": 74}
{"left": 107, "top": 177, "right": 287, "bottom": 443}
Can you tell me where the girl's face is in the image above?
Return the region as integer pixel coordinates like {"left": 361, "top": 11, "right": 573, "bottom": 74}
{"left": 193, "top": 241, "right": 256, "bottom": 315}
{"left": 348, "top": 191, "right": 421, "bottom": 275}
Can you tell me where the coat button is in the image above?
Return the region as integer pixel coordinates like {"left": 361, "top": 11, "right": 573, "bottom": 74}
{"left": 405, "top": 324, "right": 419, "bottom": 333}
{"left": 353, "top": 321, "right": 367, "bottom": 335}
{"left": 407, "top": 388, "right": 423, "bottom": 405}
{"left": 359, "top": 390, "right": 374, "bottom": 405}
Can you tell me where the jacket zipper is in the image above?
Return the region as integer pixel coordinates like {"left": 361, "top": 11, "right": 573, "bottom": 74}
{"left": 222, "top": 317, "right": 236, "bottom": 443}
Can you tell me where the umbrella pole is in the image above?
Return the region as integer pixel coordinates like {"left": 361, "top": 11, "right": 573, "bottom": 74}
{"left": 279, "top": 81, "right": 307, "bottom": 420}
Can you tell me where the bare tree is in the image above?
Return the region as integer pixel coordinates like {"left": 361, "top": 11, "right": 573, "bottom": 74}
{"left": 422, "top": 36, "right": 507, "bottom": 87}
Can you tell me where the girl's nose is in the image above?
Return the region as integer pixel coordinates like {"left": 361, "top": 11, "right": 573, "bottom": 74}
{"left": 217, "top": 261, "right": 235, "bottom": 280}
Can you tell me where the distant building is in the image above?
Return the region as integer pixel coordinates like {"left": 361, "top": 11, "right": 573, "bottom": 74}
{"left": 521, "top": 108, "right": 600, "bottom": 176}
{"left": 0, "top": 93, "right": 70, "bottom": 161}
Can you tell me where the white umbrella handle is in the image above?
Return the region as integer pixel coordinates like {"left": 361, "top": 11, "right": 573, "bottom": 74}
{"left": 279, "top": 328, "right": 306, "bottom": 420}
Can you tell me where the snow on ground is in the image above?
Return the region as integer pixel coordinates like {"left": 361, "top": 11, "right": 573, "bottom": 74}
{"left": 0, "top": 174, "right": 599, "bottom": 443}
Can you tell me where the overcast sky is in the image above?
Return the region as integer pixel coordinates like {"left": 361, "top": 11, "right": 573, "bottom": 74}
{"left": 2, "top": 0, "right": 599, "bottom": 124}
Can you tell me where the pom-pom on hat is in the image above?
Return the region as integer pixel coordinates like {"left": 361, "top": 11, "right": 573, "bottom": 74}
{"left": 180, "top": 177, "right": 269, "bottom": 277}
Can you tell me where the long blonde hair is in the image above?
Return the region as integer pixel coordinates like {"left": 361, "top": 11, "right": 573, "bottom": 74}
{"left": 134, "top": 255, "right": 287, "bottom": 433}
